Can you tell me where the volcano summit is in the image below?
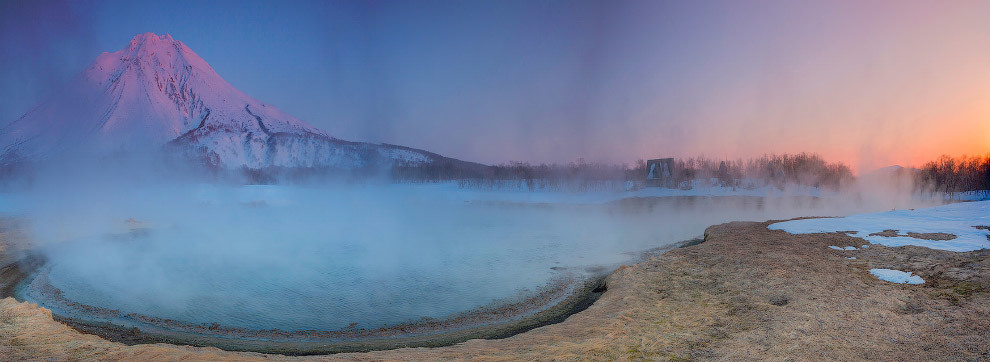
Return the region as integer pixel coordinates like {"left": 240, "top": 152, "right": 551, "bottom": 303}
{"left": 0, "top": 33, "right": 462, "bottom": 171}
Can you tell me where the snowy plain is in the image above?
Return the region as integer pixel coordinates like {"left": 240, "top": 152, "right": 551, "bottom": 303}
{"left": 770, "top": 200, "right": 990, "bottom": 252}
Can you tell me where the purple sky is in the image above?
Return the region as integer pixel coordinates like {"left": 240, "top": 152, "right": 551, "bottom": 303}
{"left": 1, "top": 0, "right": 988, "bottom": 170}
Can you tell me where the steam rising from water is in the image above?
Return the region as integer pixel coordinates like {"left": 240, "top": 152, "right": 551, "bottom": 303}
{"left": 6, "top": 171, "right": 945, "bottom": 332}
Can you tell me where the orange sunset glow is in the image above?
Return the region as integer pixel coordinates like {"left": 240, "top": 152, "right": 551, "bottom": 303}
{"left": 0, "top": 1, "right": 989, "bottom": 360}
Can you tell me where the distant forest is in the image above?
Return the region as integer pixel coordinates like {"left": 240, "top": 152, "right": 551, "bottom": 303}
{"left": 395, "top": 152, "right": 990, "bottom": 196}
{"left": 916, "top": 153, "right": 990, "bottom": 197}
{"left": 403, "top": 153, "right": 856, "bottom": 192}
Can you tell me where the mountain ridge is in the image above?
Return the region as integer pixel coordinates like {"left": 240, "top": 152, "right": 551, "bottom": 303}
{"left": 0, "top": 33, "right": 475, "bottom": 173}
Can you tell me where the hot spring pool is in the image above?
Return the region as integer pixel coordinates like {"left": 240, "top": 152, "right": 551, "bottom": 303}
{"left": 9, "top": 184, "right": 928, "bottom": 351}
{"left": 24, "top": 201, "right": 617, "bottom": 333}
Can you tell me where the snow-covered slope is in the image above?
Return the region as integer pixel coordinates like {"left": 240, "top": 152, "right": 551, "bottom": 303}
{"left": 0, "top": 33, "right": 453, "bottom": 170}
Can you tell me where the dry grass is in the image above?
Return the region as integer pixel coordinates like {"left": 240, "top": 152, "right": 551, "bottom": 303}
{"left": 0, "top": 218, "right": 988, "bottom": 361}
{"left": 868, "top": 229, "right": 958, "bottom": 241}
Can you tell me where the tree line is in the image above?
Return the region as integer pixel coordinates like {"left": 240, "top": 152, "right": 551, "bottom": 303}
{"left": 915, "top": 153, "right": 990, "bottom": 197}
{"left": 635, "top": 153, "right": 854, "bottom": 191}
{"left": 403, "top": 153, "right": 855, "bottom": 192}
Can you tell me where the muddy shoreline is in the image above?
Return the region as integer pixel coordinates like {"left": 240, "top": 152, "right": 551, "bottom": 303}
{"left": 0, "top": 197, "right": 709, "bottom": 355}
{"left": 26, "top": 272, "right": 609, "bottom": 355}
{"left": 52, "top": 272, "right": 608, "bottom": 354}
{"left": 0, "top": 241, "right": 656, "bottom": 355}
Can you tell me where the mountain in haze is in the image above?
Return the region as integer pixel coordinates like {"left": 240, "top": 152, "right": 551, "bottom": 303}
{"left": 862, "top": 165, "right": 921, "bottom": 178}
{"left": 0, "top": 33, "right": 474, "bottom": 173}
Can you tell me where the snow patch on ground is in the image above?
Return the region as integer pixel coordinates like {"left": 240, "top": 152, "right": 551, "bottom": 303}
{"left": 770, "top": 200, "right": 990, "bottom": 252}
{"left": 870, "top": 269, "right": 925, "bottom": 284}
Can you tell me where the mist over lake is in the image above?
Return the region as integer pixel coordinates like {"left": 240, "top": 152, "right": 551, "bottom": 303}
{"left": 4, "top": 182, "right": 938, "bottom": 334}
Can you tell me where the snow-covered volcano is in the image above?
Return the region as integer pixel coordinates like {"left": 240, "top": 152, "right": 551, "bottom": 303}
{"left": 0, "top": 33, "right": 462, "bottom": 170}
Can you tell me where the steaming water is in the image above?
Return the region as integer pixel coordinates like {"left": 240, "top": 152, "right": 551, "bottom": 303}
{"left": 11, "top": 183, "right": 937, "bottom": 334}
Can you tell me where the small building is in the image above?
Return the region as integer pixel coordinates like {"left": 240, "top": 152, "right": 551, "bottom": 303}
{"left": 646, "top": 158, "right": 674, "bottom": 187}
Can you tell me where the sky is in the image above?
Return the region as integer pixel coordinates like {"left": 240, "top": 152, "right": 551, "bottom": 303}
{"left": 1, "top": 0, "right": 988, "bottom": 172}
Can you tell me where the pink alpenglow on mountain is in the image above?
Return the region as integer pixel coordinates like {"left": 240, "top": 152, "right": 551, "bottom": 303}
{"left": 0, "top": 33, "right": 448, "bottom": 170}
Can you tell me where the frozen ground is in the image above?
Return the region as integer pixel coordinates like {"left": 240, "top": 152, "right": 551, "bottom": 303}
{"left": 770, "top": 200, "right": 990, "bottom": 252}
